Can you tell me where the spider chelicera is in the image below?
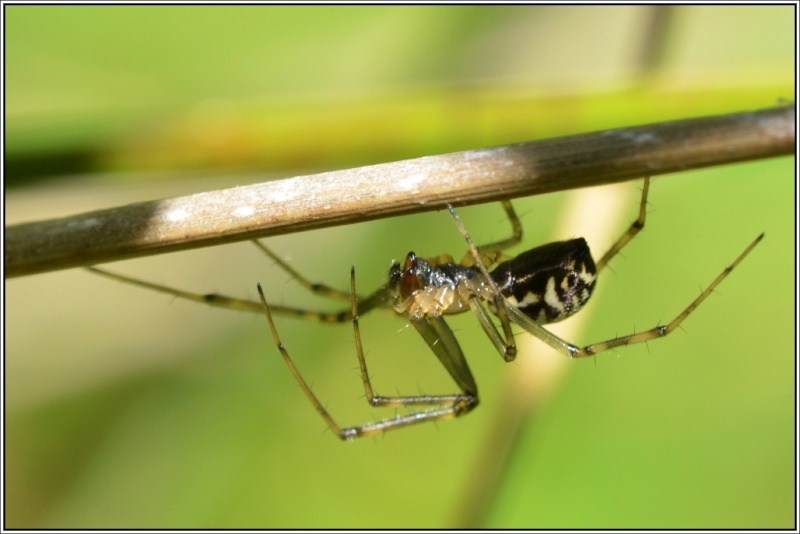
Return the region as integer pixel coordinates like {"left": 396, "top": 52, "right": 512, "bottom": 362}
{"left": 88, "top": 178, "right": 763, "bottom": 441}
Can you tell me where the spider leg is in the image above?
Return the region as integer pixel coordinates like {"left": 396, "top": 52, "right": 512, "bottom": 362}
{"left": 504, "top": 233, "right": 764, "bottom": 358}
{"left": 459, "top": 200, "right": 522, "bottom": 268}
{"left": 256, "top": 267, "right": 478, "bottom": 441}
{"left": 595, "top": 177, "right": 650, "bottom": 272}
{"left": 465, "top": 293, "right": 514, "bottom": 362}
{"left": 487, "top": 200, "right": 524, "bottom": 252}
{"left": 86, "top": 237, "right": 397, "bottom": 323}
{"left": 408, "top": 314, "right": 478, "bottom": 397}
{"left": 86, "top": 263, "right": 389, "bottom": 323}
{"left": 88, "top": 265, "right": 266, "bottom": 312}
{"left": 251, "top": 240, "right": 352, "bottom": 301}
{"left": 448, "top": 204, "right": 518, "bottom": 362}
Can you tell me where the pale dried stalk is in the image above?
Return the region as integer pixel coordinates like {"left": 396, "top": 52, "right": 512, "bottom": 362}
{"left": 5, "top": 104, "right": 794, "bottom": 278}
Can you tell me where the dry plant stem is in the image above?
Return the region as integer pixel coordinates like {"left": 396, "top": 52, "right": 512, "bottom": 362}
{"left": 5, "top": 104, "right": 794, "bottom": 278}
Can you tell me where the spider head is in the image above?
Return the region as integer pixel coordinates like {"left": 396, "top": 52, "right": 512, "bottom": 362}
{"left": 387, "top": 253, "right": 474, "bottom": 317}
{"left": 388, "top": 252, "right": 430, "bottom": 303}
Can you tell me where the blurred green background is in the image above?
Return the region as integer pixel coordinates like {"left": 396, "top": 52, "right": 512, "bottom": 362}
{"left": 5, "top": 5, "right": 794, "bottom": 528}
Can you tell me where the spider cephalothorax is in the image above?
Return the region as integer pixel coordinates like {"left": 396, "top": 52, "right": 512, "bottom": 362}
{"left": 388, "top": 252, "right": 483, "bottom": 318}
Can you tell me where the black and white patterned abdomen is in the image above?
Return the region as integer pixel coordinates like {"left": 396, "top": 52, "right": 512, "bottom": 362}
{"left": 490, "top": 238, "right": 597, "bottom": 324}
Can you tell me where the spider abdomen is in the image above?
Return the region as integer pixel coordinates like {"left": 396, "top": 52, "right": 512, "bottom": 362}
{"left": 490, "top": 238, "right": 597, "bottom": 324}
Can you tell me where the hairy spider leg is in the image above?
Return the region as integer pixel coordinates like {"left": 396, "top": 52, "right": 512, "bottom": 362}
{"left": 445, "top": 179, "right": 652, "bottom": 363}
{"left": 457, "top": 200, "right": 523, "bottom": 269}
{"left": 257, "top": 267, "right": 478, "bottom": 441}
{"left": 251, "top": 240, "right": 351, "bottom": 301}
{"left": 595, "top": 177, "right": 649, "bottom": 272}
{"left": 86, "top": 240, "right": 392, "bottom": 323}
{"left": 447, "top": 204, "right": 519, "bottom": 362}
{"left": 504, "top": 232, "right": 763, "bottom": 357}
{"left": 449, "top": 178, "right": 763, "bottom": 360}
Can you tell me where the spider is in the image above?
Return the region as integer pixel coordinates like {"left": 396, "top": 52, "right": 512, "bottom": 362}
{"left": 88, "top": 178, "right": 763, "bottom": 441}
